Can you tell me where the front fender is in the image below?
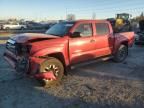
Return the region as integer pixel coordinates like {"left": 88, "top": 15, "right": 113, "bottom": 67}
{"left": 31, "top": 46, "right": 69, "bottom": 66}
{"left": 32, "top": 47, "right": 64, "bottom": 57}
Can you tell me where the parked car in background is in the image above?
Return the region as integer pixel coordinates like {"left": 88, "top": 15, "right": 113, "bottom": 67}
{"left": 139, "top": 20, "right": 144, "bottom": 31}
{"left": 135, "top": 20, "right": 144, "bottom": 45}
{"left": 4, "top": 20, "right": 134, "bottom": 86}
{"left": 135, "top": 31, "right": 144, "bottom": 45}
{"left": 25, "top": 21, "right": 49, "bottom": 30}
{"left": 3, "top": 23, "right": 27, "bottom": 30}
{"left": 0, "top": 25, "right": 3, "bottom": 30}
{"left": 0, "top": 20, "right": 7, "bottom": 30}
{"left": 25, "top": 21, "right": 57, "bottom": 30}
{"left": 48, "top": 23, "right": 57, "bottom": 28}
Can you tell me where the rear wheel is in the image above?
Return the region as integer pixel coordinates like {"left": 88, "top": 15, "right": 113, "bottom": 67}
{"left": 39, "top": 57, "right": 64, "bottom": 87}
{"left": 113, "top": 45, "right": 128, "bottom": 62}
{"left": 21, "top": 27, "right": 25, "bottom": 30}
{"left": 6, "top": 27, "right": 10, "bottom": 30}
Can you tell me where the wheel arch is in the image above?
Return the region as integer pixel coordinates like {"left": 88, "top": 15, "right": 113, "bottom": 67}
{"left": 44, "top": 52, "right": 68, "bottom": 75}
{"left": 120, "top": 41, "right": 128, "bottom": 47}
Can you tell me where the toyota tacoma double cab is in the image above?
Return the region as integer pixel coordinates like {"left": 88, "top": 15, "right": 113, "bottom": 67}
{"left": 4, "top": 20, "right": 134, "bottom": 86}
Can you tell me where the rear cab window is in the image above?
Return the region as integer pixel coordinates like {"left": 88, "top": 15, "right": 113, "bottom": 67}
{"left": 95, "top": 23, "right": 110, "bottom": 35}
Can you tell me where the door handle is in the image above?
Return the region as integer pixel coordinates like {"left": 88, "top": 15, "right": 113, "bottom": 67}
{"left": 90, "top": 39, "right": 95, "bottom": 43}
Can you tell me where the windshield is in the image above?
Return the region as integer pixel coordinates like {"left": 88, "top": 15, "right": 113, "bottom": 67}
{"left": 117, "top": 14, "right": 129, "bottom": 20}
{"left": 46, "top": 22, "right": 75, "bottom": 37}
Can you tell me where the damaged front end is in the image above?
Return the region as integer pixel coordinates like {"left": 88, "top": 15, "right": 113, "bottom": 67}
{"left": 4, "top": 39, "right": 31, "bottom": 74}
{"left": 3, "top": 38, "right": 54, "bottom": 81}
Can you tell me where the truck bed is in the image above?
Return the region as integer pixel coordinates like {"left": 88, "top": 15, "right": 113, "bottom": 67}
{"left": 115, "top": 32, "right": 135, "bottom": 47}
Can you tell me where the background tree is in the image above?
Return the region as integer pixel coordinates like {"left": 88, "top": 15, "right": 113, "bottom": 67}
{"left": 66, "top": 14, "right": 76, "bottom": 21}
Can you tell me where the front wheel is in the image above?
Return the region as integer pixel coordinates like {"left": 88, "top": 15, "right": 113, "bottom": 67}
{"left": 39, "top": 57, "right": 64, "bottom": 87}
{"left": 113, "top": 45, "right": 128, "bottom": 62}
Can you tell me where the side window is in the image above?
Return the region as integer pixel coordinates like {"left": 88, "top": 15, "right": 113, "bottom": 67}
{"left": 96, "top": 23, "right": 110, "bottom": 35}
{"left": 72, "top": 23, "right": 93, "bottom": 38}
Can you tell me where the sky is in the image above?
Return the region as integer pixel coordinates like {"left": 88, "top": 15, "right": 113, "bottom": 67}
{"left": 0, "top": 0, "right": 144, "bottom": 21}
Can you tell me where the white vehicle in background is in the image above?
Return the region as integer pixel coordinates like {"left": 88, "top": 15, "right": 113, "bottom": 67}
{"left": 3, "top": 23, "right": 27, "bottom": 30}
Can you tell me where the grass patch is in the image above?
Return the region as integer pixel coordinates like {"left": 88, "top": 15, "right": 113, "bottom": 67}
{"left": 0, "top": 40, "right": 7, "bottom": 44}
{"left": 0, "top": 33, "right": 13, "bottom": 37}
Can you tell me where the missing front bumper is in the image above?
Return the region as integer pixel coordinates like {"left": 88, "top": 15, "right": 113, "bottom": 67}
{"left": 3, "top": 50, "right": 51, "bottom": 80}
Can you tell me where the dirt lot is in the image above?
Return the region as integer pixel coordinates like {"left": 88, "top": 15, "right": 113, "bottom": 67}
{"left": 0, "top": 43, "right": 144, "bottom": 108}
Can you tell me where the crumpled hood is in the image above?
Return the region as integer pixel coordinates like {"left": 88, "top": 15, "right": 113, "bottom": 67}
{"left": 10, "top": 33, "right": 60, "bottom": 43}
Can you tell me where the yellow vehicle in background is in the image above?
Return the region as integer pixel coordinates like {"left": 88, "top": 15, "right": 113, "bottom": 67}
{"left": 115, "top": 13, "right": 132, "bottom": 32}
{"left": 107, "top": 13, "right": 132, "bottom": 32}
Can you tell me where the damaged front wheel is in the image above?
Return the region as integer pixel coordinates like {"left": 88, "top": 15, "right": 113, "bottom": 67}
{"left": 38, "top": 57, "right": 64, "bottom": 87}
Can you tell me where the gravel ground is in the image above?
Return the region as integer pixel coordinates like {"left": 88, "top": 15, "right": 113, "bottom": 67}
{"left": 0, "top": 44, "right": 144, "bottom": 108}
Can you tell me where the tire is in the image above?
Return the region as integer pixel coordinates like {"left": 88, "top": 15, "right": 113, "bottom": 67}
{"left": 113, "top": 45, "right": 128, "bottom": 62}
{"left": 21, "top": 27, "right": 25, "bottom": 30}
{"left": 39, "top": 57, "right": 64, "bottom": 87}
{"left": 6, "top": 27, "right": 10, "bottom": 30}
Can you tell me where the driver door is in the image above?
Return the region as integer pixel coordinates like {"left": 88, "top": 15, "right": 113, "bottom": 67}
{"left": 69, "top": 22, "right": 96, "bottom": 64}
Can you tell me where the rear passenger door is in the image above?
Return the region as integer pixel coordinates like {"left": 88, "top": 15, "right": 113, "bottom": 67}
{"left": 94, "top": 23, "right": 114, "bottom": 57}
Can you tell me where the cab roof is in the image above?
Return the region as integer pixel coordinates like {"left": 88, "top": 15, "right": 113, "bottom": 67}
{"left": 63, "top": 20, "right": 109, "bottom": 24}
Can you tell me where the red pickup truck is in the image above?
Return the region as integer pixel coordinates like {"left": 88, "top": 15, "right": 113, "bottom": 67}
{"left": 4, "top": 20, "right": 134, "bottom": 86}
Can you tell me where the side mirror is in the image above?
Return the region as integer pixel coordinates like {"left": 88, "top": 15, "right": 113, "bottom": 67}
{"left": 70, "top": 32, "right": 81, "bottom": 38}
